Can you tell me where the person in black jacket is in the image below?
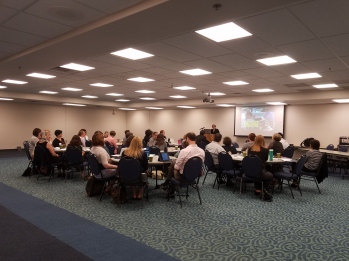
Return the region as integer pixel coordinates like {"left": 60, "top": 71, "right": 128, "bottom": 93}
{"left": 211, "top": 124, "right": 220, "bottom": 134}
{"left": 222, "top": 136, "right": 237, "bottom": 155}
{"left": 196, "top": 130, "right": 210, "bottom": 146}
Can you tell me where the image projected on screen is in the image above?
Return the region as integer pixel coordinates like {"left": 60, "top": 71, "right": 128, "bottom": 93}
{"left": 235, "top": 106, "right": 284, "bottom": 137}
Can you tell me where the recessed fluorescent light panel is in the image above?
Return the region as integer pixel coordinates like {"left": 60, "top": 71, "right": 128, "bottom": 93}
{"left": 0, "top": 98, "right": 13, "bottom": 100}
{"left": 210, "top": 92, "right": 226, "bottom": 96}
{"left": 106, "top": 93, "right": 123, "bottom": 96}
{"left": 39, "top": 91, "right": 58, "bottom": 94}
{"left": 223, "top": 81, "right": 249, "bottom": 86}
{"left": 61, "top": 87, "right": 82, "bottom": 91}
{"left": 170, "top": 95, "right": 187, "bottom": 98}
{"left": 173, "top": 86, "right": 196, "bottom": 90}
{"left": 216, "top": 104, "right": 234, "bottom": 107}
{"left": 145, "top": 107, "right": 163, "bottom": 110}
{"left": 119, "top": 108, "right": 136, "bottom": 110}
{"left": 60, "top": 63, "right": 94, "bottom": 71}
{"left": 2, "top": 79, "right": 27, "bottom": 84}
{"left": 266, "top": 102, "right": 287, "bottom": 105}
{"left": 195, "top": 22, "right": 252, "bottom": 42}
{"left": 333, "top": 99, "right": 349, "bottom": 103}
{"left": 0, "top": 85, "right": 7, "bottom": 89}
{"left": 63, "top": 103, "right": 86, "bottom": 106}
{"left": 116, "top": 99, "right": 130, "bottom": 102}
{"left": 90, "top": 83, "right": 113, "bottom": 87}
{"left": 128, "top": 77, "right": 154, "bottom": 82}
{"left": 26, "top": 73, "right": 56, "bottom": 79}
{"left": 313, "top": 84, "right": 338, "bottom": 88}
{"left": 180, "top": 69, "right": 212, "bottom": 76}
{"left": 135, "top": 90, "right": 155, "bottom": 93}
{"left": 140, "top": 97, "right": 156, "bottom": 100}
{"left": 177, "top": 106, "right": 196, "bottom": 108}
{"left": 111, "top": 48, "right": 154, "bottom": 60}
{"left": 253, "top": 89, "right": 274, "bottom": 93}
{"left": 257, "top": 55, "right": 296, "bottom": 66}
{"left": 82, "top": 95, "right": 98, "bottom": 98}
{"left": 291, "top": 73, "right": 322, "bottom": 79}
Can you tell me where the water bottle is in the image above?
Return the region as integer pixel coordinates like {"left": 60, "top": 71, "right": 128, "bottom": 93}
{"left": 269, "top": 149, "right": 273, "bottom": 161}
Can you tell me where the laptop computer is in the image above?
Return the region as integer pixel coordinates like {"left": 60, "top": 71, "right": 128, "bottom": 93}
{"left": 159, "top": 152, "right": 170, "bottom": 161}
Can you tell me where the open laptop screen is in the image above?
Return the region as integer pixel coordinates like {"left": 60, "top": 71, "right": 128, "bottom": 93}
{"left": 159, "top": 152, "right": 170, "bottom": 161}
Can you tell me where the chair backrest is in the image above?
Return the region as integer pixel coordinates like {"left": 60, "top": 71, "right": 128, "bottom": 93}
{"left": 326, "top": 144, "right": 334, "bottom": 150}
{"left": 182, "top": 156, "right": 203, "bottom": 181}
{"left": 65, "top": 146, "right": 83, "bottom": 165}
{"left": 241, "top": 155, "right": 263, "bottom": 179}
{"left": 23, "top": 141, "right": 32, "bottom": 161}
{"left": 232, "top": 142, "right": 239, "bottom": 148}
{"left": 87, "top": 154, "right": 102, "bottom": 177}
{"left": 204, "top": 150, "right": 214, "bottom": 169}
{"left": 149, "top": 146, "right": 160, "bottom": 155}
{"left": 294, "top": 155, "right": 307, "bottom": 176}
{"left": 118, "top": 157, "right": 142, "bottom": 184}
{"left": 104, "top": 141, "right": 114, "bottom": 155}
{"left": 338, "top": 146, "right": 348, "bottom": 152}
{"left": 281, "top": 145, "right": 295, "bottom": 158}
{"left": 85, "top": 140, "right": 92, "bottom": 148}
{"left": 198, "top": 141, "right": 206, "bottom": 150}
{"left": 33, "top": 145, "right": 50, "bottom": 167}
{"left": 218, "top": 151, "right": 233, "bottom": 171}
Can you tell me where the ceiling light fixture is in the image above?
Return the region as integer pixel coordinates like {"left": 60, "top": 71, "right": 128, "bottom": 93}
{"left": 60, "top": 63, "right": 94, "bottom": 71}
{"left": 26, "top": 73, "right": 56, "bottom": 79}
{"left": 106, "top": 93, "right": 124, "bottom": 96}
{"left": 223, "top": 81, "right": 249, "bottom": 86}
{"left": 82, "top": 95, "right": 98, "bottom": 98}
{"left": 135, "top": 90, "right": 155, "bottom": 93}
{"left": 111, "top": 48, "right": 154, "bottom": 60}
{"left": 291, "top": 73, "right": 322, "bottom": 79}
{"left": 39, "top": 91, "right": 58, "bottom": 94}
{"left": 173, "top": 86, "right": 196, "bottom": 90}
{"left": 0, "top": 98, "right": 13, "bottom": 101}
{"left": 145, "top": 107, "right": 163, "bottom": 110}
{"left": 140, "top": 97, "right": 156, "bottom": 100}
{"left": 266, "top": 102, "right": 287, "bottom": 105}
{"left": 195, "top": 22, "right": 252, "bottom": 42}
{"left": 177, "top": 106, "right": 196, "bottom": 108}
{"left": 63, "top": 103, "right": 86, "bottom": 106}
{"left": 333, "top": 99, "right": 349, "bottom": 103}
{"left": 2, "top": 79, "right": 27, "bottom": 84}
{"left": 257, "top": 55, "right": 296, "bottom": 66}
{"left": 313, "top": 84, "right": 338, "bottom": 88}
{"left": 90, "top": 83, "right": 113, "bottom": 87}
{"left": 128, "top": 77, "right": 154, "bottom": 82}
{"left": 61, "top": 87, "right": 82, "bottom": 91}
{"left": 170, "top": 95, "right": 187, "bottom": 98}
{"left": 180, "top": 69, "right": 212, "bottom": 76}
{"left": 253, "top": 89, "right": 274, "bottom": 93}
{"left": 210, "top": 92, "right": 226, "bottom": 96}
{"left": 0, "top": 85, "right": 7, "bottom": 89}
{"left": 119, "top": 108, "right": 136, "bottom": 110}
{"left": 116, "top": 99, "right": 130, "bottom": 102}
{"left": 216, "top": 104, "right": 234, "bottom": 107}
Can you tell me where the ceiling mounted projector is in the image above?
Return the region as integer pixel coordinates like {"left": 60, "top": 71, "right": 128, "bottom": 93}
{"left": 203, "top": 93, "right": 214, "bottom": 103}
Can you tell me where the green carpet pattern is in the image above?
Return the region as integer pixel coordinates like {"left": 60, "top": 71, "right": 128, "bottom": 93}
{"left": 1, "top": 157, "right": 349, "bottom": 261}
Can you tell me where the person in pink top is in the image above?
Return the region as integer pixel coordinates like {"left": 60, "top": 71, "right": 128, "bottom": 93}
{"left": 104, "top": 130, "right": 118, "bottom": 154}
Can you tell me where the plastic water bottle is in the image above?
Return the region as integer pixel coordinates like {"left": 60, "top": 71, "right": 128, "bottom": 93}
{"left": 269, "top": 149, "right": 273, "bottom": 161}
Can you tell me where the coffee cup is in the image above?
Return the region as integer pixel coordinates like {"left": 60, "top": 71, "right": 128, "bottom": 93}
{"left": 242, "top": 151, "right": 246, "bottom": 157}
{"left": 175, "top": 146, "right": 178, "bottom": 149}
{"left": 148, "top": 156, "right": 153, "bottom": 162}
{"left": 277, "top": 153, "right": 281, "bottom": 158}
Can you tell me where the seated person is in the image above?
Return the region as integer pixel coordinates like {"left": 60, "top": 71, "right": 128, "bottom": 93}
{"left": 211, "top": 124, "right": 220, "bottom": 134}
{"left": 196, "top": 130, "right": 210, "bottom": 146}
{"left": 148, "top": 131, "right": 158, "bottom": 147}
{"left": 52, "top": 129, "right": 66, "bottom": 148}
{"left": 79, "top": 129, "right": 87, "bottom": 147}
{"left": 66, "top": 135, "right": 88, "bottom": 178}
{"left": 143, "top": 129, "right": 153, "bottom": 148}
{"left": 29, "top": 127, "right": 41, "bottom": 158}
{"left": 90, "top": 132, "right": 118, "bottom": 179}
{"left": 121, "top": 130, "right": 130, "bottom": 147}
{"left": 222, "top": 136, "right": 237, "bottom": 155}
{"left": 154, "top": 133, "right": 167, "bottom": 151}
{"left": 241, "top": 133, "right": 256, "bottom": 151}
{"left": 104, "top": 131, "right": 109, "bottom": 138}
{"left": 247, "top": 135, "right": 273, "bottom": 200}
{"left": 161, "top": 132, "right": 204, "bottom": 189}
{"left": 104, "top": 130, "right": 118, "bottom": 154}
{"left": 268, "top": 133, "right": 284, "bottom": 155}
{"left": 160, "top": 130, "right": 167, "bottom": 140}
{"left": 44, "top": 129, "right": 52, "bottom": 144}
{"left": 120, "top": 134, "right": 135, "bottom": 155}
{"left": 205, "top": 133, "right": 225, "bottom": 166}
{"left": 121, "top": 137, "right": 148, "bottom": 199}
{"left": 278, "top": 132, "right": 290, "bottom": 149}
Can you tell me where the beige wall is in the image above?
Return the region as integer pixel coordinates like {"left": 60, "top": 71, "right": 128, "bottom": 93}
{"left": 1, "top": 102, "right": 348, "bottom": 149}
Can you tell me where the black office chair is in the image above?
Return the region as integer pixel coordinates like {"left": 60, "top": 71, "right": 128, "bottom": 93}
{"left": 65, "top": 146, "right": 88, "bottom": 182}
{"left": 299, "top": 153, "right": 327, "bottom": 193}
{"left": 217, "top": 151, "right": 239, "bottom": 192}
{"left": 87, "top": 154, "right": 117, "bottom": 201}
{"left": 104, "top": 141, "right": 115, "bottom": 156}
{"left": 118, "top": 157, "right": 148, "bottom": 208}
{"left": 33, "top": 145, "right": 63, "bottom": 181}
{"left": 149, "top": 146, "right": 160, "bottom": 155}
{"left": 273, "top": 155, "right": 306, "bottom": 199}
{"left": 281, "top": 145, "right": 295, "bottom": 158}
{"left": 240, "top": 155, "right": 264, "bottom": 200}
{"left": 23, "top": 141, "right": 34, "bottom": 177}
{"left": 198, "top": 141, "right": 206, "bottom": 150}
{"left": 85, "top": 140, "right": 92, "bottom": 148}
{"left": 202, "top": 151, "right": 215, "bottom": 185}
{"left": 168, "top": 156, "right": 203, "bottom": 208}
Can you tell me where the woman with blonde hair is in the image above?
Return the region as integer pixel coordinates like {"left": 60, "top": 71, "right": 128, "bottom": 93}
{"left": 247, "top": 135, "right": 273, "bottom": 201}
{"left": 122, "top": 137, "right": 148, "bottom": 199}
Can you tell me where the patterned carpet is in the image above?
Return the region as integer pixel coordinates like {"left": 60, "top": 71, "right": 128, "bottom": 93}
{"left": 1, "top": 156, "right": 349, "bottom": 261}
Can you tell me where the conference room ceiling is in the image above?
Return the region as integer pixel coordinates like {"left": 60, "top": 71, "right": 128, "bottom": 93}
{"left": 1, "top": 0, "right": 349, "bottom": 110}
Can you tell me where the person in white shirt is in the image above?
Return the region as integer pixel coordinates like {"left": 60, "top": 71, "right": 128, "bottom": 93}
{"left": 79, "top": 129, "right": 87, "bottom": 147}
{"left": 29, "top": 128, "right": 41, "bottom": 158}
{"left": 278, "top": 132, "right": 289, "bottom": 149}
{"left": 205, "top": 133, "right": 225, "bottom": 166}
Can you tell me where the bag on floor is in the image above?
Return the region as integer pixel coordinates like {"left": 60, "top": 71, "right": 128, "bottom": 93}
{"left": 85, "top": 176, "right": 104, "bottom": 197}
{"left": 22, "top": 167, "right": 31, "bottom": 177}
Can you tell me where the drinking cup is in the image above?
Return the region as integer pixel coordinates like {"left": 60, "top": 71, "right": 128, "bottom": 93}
{"left": 242, "top": 151, "right": 247, "bottom": 157}
{"left": 277, "top": 153, "right": 281, "bottom": 158}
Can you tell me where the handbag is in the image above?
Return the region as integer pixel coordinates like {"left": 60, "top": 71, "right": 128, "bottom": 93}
{"left": 22, "top": 167, "right": 32, "bottom": 177}
{"left": 85, "top": 176, "right": 104, "bottom": 197}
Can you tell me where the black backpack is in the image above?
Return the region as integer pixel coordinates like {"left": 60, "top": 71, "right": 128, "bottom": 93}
{"left": 300, "top": 137, "right": 315, "bottom": 147}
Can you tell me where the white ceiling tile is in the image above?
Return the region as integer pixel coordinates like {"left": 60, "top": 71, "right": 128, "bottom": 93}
{"left": 210, "top": 53, "right": 258, "bottom": 70}
{"left": 184, "top": 59, "right": 234, "bottom": 73}
{"left": 139, "top": 56, "right": 176, "bottom": 67}
{"left": 272, "top": 63, "right": 312, "bottom": 75}
{"left": 0, "top": 26, "right": 47, "bottom": 46}
{"left": 290, "top": 0, "right": 349, "bottom": 38}
{"left": 321, "top": 34, "right": 349, "bottom": 57}
{"left": 3, "top": 13, "right": 72, "bottom": 38}
{"left": 239, "top": 8, "right": 314, "bottom": 46}
{"left": 244, "top": 67, "right": 285, "bottom": 78}
{"left": 1, "top": 0, "right": 38, "bottom": 10}
{"left": 0, "top": 6, "right": 17, "bottom": 23}
{"left": 0, "top": 41, "right": 26, "bottom": 53}
{"left": 303, "top": 58, "right": 348, "bottom": 73}
{"left": 74, "top": 0, "right": 143, "bottom": 14}
{"left": 161, "top": 32, "right": 232, "bottom": 57}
